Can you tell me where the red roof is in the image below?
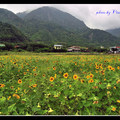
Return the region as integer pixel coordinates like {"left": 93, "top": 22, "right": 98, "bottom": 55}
{"left": 14, "top": 45, "right": 20, "bottom": 48}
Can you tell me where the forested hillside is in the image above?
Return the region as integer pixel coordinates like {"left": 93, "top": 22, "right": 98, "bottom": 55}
{"left": 0, "top": 22, "right": 29, "bottom": 43}
{"left": 0, "top": 7, "right": 119, "bottom": 47}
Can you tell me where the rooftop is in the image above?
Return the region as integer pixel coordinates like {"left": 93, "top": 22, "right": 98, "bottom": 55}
{"left": 54, "top": 45, "right": 63, "bottom": 46}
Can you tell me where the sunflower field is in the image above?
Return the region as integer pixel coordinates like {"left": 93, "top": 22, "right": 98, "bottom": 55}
{"left": 0, "top": 53, "right": 120, "bottom": 115}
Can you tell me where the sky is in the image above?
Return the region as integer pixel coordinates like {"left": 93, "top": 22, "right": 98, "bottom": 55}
{"left": 0, "top": 4, "right": 120, "bottom": 30}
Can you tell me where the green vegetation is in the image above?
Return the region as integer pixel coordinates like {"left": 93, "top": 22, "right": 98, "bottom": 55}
{"left": 0, "top": 22, "right": 29, "bottom": 43}
{"left": 0, "top": 7, "right": 119, "bottom": 48}
{"left": 0, "top": 53, "right": 120, "bottom": 115}
{"left": 0, "top": 42, "right": 109, "bottom": 53}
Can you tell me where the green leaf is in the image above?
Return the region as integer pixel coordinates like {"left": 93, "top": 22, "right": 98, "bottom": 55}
{"left": 0, "top": 92, "right": 3, "bottom": 97}
{"left": 32, "top": 106, "right": 40, "bottom": 112}
{"left": 64, "top": 89, "right": 69, "bottom": 95}
{"left": 26, "top": 112, "right": 31, "bottom": 116}
{"left": 42, "top": 110, "right": 48, "bottom": 114}
{"left": 86, "top": 108, "right": 91, "bottom": 115}
{"left": 12, "top": 110, "right": 19, "bottom": 115}
{"left": 37, "top": 110, "right": 48, "bottom": 115}
{"left": 8, "top": 103, "right": 16, "bottom": 112}
{"left": 77, "top": 93, "right": 82, "bottom": 97}
{"left": 0, "top": 96, "right": 6, "bottom": 104}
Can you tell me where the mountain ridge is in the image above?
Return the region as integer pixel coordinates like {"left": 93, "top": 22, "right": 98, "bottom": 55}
{"left": 0, "top": 21, "right": 29, "bottom": 43}
{"left": 106, "top": 28, "right": 120, "bottom": 38}
{"left": 0, "top": 6, "right": 119, "bottom": 47}
{"left": 23, "top": 6, "right": 89, "bottom": 33}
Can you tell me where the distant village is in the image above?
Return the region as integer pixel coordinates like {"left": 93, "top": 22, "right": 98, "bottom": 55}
{"left": 54, "top": 44, "right": 120, "bottom": 53}
{"left": 0, "top": 43, "right": 119, "bottom": 54}
{"left": 54, "top": 45, "right": 88, "bottom": 52}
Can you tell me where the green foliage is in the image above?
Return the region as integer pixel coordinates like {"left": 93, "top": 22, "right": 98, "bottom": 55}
{"left": 0, "top": 7, "right": 119, "bottom": 48}
{"left": 0, "top": 54, "right": 120, "bottom": 115}
{"left": 0, "top": 22, "right": 29, "bottom": 43}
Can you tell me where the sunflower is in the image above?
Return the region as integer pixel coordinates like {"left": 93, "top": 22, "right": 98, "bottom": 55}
{"left": 107, "top": 91, "right": 111, "bottom": 96}
{"left": 112, "top": 107, "right": 116, "bottom": 111}
{"left": 24, "top": 72, "right": 26, "bottom": 75}
{"left": 117, "top": 100, "right": 120, "bottom": 103}
{"left": 63, "top": 73, "right": 68, "bottom": 78}
{"left": 81, "top": 79, "right": 84, "bottom": 83}
{"left": 114, "top": 86, "right": 116, "bottom": 89}
{"left": 90, "top": 73, "right": 94, "bottom": 78}
{"left": 16, "top": 95, "right": 20, "bottom": 99}
{"left": 86, "top": 75, "right": 90, "bottom": 79}
{"left": 88, "top": 79, "right": 94, "bottom": 83}
{"left": 53, "top": 67, "right": 56, "bottom": 70}
{"left": 95, "top": 66, "right": 99, "bottom": 69}
{"left": 10, "top": 86, "right": 14, "bottom": 89}
{"left": 18, "top": 87, "right": 20, "bottom": 90}
{"left": 42, "top": 74, "right": 45, "bottom": 77}
{"left": 7, "top": 96, "right": 11, "bottom": 100}
{"left": 108, "top": 65, "right": 112, "bottom": 70}
{"left": 29, "top": 86, "right": 33, "bottom": 89}
{"left": 116, "top": 80, "right": 120, "bottom": 84}
{"left": 34, "top": 73, "right": 37, "bottom": 76}
{"left": 112, "top": 68, "right": 115, "bottom": 71}
{"left": 100, "top": 70, "right": 105, "bottom": 75}
{"left": 33, "top": 84, "right": 37, "bottom": 87}
{"left": 73, "top": 75, "right": 78, "bottom": 80}
{"left": 0, "top": 84, "right": 5, "bottom": 88}
{"left": 104, "top": 60, "right": 107, "bottom": 63}
{"left": 18, "top": 79, "right": 22, "bottom": 84}
{"left": 50, "top": 77, "right": 54, "bottom": 82}
{"left": 99, "top": 64, "right": 102, "bottom": 67}
{"left": 93, "top": 101, "right": 99, "bottom": 104}
{"left": 117, "top": 66, "right": 120, "bottom": 70}
{"left": 92, "top": 86, "right": 98, "bottom": 89}
{"left": 54, "top": 74, "right": 57, "bottom": 78}
{"left": 75, "top": 62, "right": 77, "bottom": 65}
{"left": 13, "top": 94, "right": 20, "bottom": 99}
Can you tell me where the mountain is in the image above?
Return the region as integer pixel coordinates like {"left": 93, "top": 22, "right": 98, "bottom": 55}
{"left": 0, "top": 8, "right": 31, "bottom": 37}
{"left": 106, "top": 28, "right": 120, "bottom": 38}
{"left": 16, "top": 11, "right": 30, "bottom": 19}
{"left": 81, "top": 29, "right": 120, "bottom": 47}
{"left": 0, "top": 7, "right": 119, "bottom": 47}
{"left": 23, "top": 6, "right": 88, "bottom": 33}
{"left": 0, "top": 8, "right": 25, "bottom": 28}
{"left": 21, "top": 6, "right": 120, "bottom": 47}
{"left": 0, "top": 21, "right": 29, "bottom": 43}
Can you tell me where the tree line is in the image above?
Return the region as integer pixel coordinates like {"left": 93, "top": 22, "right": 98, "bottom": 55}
{"left": 0, "top": 42, "right": 109, "bottom": 53}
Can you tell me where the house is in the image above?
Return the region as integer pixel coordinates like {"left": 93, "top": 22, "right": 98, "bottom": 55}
{"left": 109, "top": 46, "right": 120, "bottom": 53}
{"left": 0, "top": 44, "right": 5, "bottom": 47}
{"left": 14, "top": 45, "right": 20, "bottom": 48}
{"left": 100, "top": 46, "right": 104, "bottom": 49}
{"left": 67, "top": 46, "right": 81, "bottom": 52}
{"left": 54, "top": 45, "right": 63, "bottom": 49}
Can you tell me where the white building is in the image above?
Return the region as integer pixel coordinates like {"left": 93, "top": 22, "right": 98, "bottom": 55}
{"left": 54, "top": 45, "right": 63, "bottom": 49}
{"left": 110, "top": 46, "right": 120, "bottom": 53}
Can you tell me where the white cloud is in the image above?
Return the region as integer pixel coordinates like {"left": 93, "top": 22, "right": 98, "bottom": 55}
{"left": 0, "top": 4, "right": 51, "bottom": 13}
{"left": 51, "top": 4, "right": 120, "bottom": 30}
{"left": 0, "top": 4, "right": 120, "bottom": 30}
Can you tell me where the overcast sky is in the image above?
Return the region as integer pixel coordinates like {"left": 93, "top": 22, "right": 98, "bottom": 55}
{"left": 0, "top": 4, "right": 120, "bottom": 30}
